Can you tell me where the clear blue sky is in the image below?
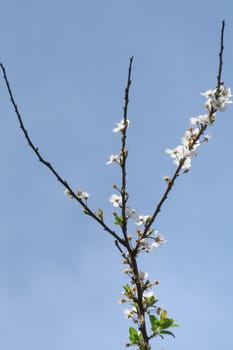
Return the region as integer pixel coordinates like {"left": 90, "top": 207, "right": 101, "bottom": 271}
{"left": 1, "top": 1, "right": 233, "bottom": 349}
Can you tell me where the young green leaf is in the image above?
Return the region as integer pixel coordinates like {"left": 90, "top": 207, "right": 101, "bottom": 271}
{"left": 145, "top": 295, "right": 157, "bottom": 308}
{"left": 129, "top": 327, "right": 139, "bottom": 344}
{"left": 159, "top": 318, "right": 174, "bottom": 329}
{"left": 123, "top": 284, "right": 131, "bottom": 293}
{"left": 114, "top": 215, "right": 123, "bottom": 226}
{"left": 160, "top": 330, "right": 176, "bottom": 338}
{"left": 149, "top": 315, "right": 160, "bottom": 332}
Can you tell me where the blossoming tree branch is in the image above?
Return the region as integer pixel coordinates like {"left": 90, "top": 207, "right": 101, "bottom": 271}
{"left": 0, "top": 21, "right": 231, "bottom": 350}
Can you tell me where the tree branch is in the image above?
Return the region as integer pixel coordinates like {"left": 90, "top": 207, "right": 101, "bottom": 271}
{"left": 217, "top": 20, "right": 225, "bottom": 91}
{"left": 121, "top": 56, "right": 133, "bottom": 242}
{"left": 139, "top": 20, "right": 226, "bottom": 242}
{"left": 0, "top": 63, "right": 125, "bottom": 246}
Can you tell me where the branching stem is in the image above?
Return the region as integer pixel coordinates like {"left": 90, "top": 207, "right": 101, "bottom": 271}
{"left": 0, "top": 20, "right": 226, "bottom": 350}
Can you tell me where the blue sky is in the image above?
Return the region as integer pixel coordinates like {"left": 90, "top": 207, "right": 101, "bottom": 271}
{"left": 1, "top": 1, "right": 233, "bottom": 349}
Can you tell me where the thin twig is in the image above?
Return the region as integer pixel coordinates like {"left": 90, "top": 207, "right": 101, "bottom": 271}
{"left": 217, "top": 20, "right": 225, "bottom": 91}
{"left": 0, "top": 63, "right": 125, "bottom": 246}
{"left": 121, "top": 56, "right": 133, "bottom": 242}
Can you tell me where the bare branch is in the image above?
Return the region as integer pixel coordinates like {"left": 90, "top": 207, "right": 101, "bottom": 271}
{"left": 217, "top": 20, "right": 225, "bottom": 91}
{"left": 121, "top": 56, "right": 133, "bottom": 242}
{"left": 0, "top": 63, "right": 125, "bottom": 246}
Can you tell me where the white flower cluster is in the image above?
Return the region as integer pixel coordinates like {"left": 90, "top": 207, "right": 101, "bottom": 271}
{"left": 201, "top": 83, "right": 232, "bottom": 112}
{"left": 121, "top": 271, "right": 155, "bottom": 316}
{"left": 109, "top": 194, "right": 166, "bottom": 251}
{"left": 165, "top": 132, "right": 199, "bottom": 172}
{"left": 120, "top": 272, "right": 162, "bottom": 321}
{"left": 166, "top": 84, "right": 232, "bottom": 172}
{"left": 137, "top": 229, "right": 166, "bottom": 252}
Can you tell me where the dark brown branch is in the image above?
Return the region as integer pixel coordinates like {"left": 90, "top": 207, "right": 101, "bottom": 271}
{"left": 217, "top": 20, "right": 225, "bottom": 91}
{"left": 118, "top": 57, "right": 150, "bottom": 347}
{"left": 121, "top": 56, "right": 133, "bottom": 242}
{"left": 124, "top": 57, "right": 150, "bottom": 346}
{"left": 0, "top": 63, "right": 125, "bottom": 246}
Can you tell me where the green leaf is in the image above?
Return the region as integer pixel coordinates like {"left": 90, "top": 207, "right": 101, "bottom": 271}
{"left": 150, "top": 315, "right": 178, "bottom": 338}
{"left": 160, "top": 330, "right": 176, "bottom": 338}
{"left": 129, "top": 327, "right": 139, "bottom": 344}
{"left": 145, "top": 295, "right": 157, "bottom": 307}
{"left": 114, "top": 215, "right": 123, "bottom": 226}
{"left": 149, "top": 315, "right": 160, "bottom": 332}
{"left": 123, "top": 284, "right": 131, "bottom": 293}
{"left": 159, "top": 318, "right": 174, "bottom": 329}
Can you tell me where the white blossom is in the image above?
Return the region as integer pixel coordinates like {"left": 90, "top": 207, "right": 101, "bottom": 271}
{"left": 166, "top": 144, "right": 192, "bottom": 171}
{"left": 135, "top": 215, "right": 151, "bottom": 226}
{"left": 181, "top": 157, "right": 192, "bottom": 172}
{"left": 123, "top": 306, "right": 137, "bottom": 319}
{"left": 64, "top": 188, "right": 74, "bottom": 198}
{"left": 166, "top": 144, "right": 189, "bottom": 161}
{"left": 151, "top": 231, "right": 167, "bottom": 248}
{"left": 123, "top": 309, "right": 131, "bottom": 319}
{"left": 200, "top": 89, "right": 213, "bottom": 98}
{"left": 109, "top": 194, "right": 122, "bottom": 207}
{"left": 77, "top": 190, "right": 89, "bottom": 200}
{"left": 190, "top": 115, "right": 209, "bottom": 126}
{"left": 166, "top": 126, "right": 201, "bottom": 172}
{"left": 201, "top": 84, "right": 232, "bottom": 112}
{"left": 106, "top": 154, "right": 120, "bottom": 165}
{"left": 143, "top": 290, "right": 154, "bottom": 298}
{"left": 139, "top": 271, "right": 149, "bottom": 280}
{"left": 113, "top": 118, "right": 130, "bottom": 133}
{"left": 213, "top": 95, "right": 232, "bottom": 111}
{"left": 138, "top": 238, "right": 151, "bottom": 252}
{"left": 200, "top": 113, "right": 215, "bottom": 124}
